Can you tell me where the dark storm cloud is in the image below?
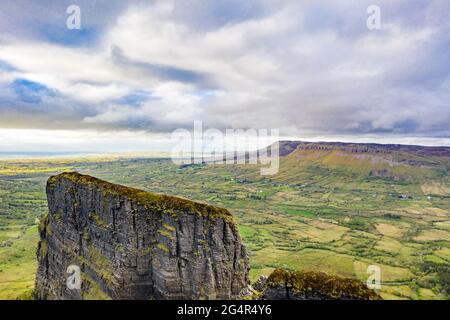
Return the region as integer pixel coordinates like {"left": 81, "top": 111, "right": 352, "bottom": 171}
{"left": 111, "top": 46, "right": 213, "bottom": 87}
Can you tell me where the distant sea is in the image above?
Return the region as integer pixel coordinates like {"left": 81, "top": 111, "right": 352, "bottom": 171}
{"left": 0, "top": 151, "right": 92, "bottom": 160}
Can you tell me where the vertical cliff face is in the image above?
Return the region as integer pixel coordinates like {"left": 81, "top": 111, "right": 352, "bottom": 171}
{"left": 34, "top": 172, "right": 249, "bottom": 300}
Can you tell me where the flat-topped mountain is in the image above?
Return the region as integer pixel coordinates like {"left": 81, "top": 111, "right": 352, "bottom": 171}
{"left": 34, "top": 172, "right": 249, "bottom": 300}
{"left": 267, "top": 141, "right": 450, "bottom": 184}
{"left": 276, "top": 141, "right": 450, "bottom": 158}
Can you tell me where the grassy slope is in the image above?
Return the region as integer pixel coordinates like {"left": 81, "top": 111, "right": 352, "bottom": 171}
{"left": 0, "top": 146, "right": 448, "bottom": 300}
{"left": 0, "top": 226, "right": 37, "bottom": 299}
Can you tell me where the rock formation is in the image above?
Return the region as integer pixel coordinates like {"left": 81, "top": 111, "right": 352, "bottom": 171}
{"left": 259, "top": 269, "right": 381, "bottom": 300}
{"left": 34, "top": 172, "right": 249, "bottom": 300}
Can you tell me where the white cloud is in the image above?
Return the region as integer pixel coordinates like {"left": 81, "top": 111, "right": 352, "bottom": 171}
{"left": 0, "top": 0, "right": 448, "bottom": 149}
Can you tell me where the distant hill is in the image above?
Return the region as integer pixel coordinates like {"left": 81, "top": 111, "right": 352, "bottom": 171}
{"left": 276, "top": 141, "right": 450, "bottom": 158}
{"left": 263, "top": 141, "right": 450, "bottom": 186}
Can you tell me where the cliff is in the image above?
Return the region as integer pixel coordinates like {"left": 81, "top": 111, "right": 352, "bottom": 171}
{"left": 34, "top": 172, "right": 249, "bottom": 300}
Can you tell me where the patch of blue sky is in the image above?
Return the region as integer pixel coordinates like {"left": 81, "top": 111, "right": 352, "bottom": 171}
{"left": 192, "top": 89, "right": 222, "bottom": 99}
{"left": 116, "top": 91, "right": 159, "bottom": 107}
{"left": 39, "top": 25, "right": 98, "bottom": 47}
{"left": 12, "top": 78, "right": 56, "bottom": 104}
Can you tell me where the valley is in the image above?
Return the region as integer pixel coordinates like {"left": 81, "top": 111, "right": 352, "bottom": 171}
{"left": 0, "top": 142, "right": 449, "bottom": 300}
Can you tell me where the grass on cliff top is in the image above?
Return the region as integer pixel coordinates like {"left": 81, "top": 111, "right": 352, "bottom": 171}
{"left": 48, "top": 172, "right": 234, "bottom": 223}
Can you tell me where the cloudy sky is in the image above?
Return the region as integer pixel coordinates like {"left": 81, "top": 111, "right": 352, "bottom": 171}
{"left": 0, "top": 0, "right": 449, "bottom": 153}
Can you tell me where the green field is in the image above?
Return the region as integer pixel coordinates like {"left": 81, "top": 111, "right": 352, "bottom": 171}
{"left": 0, "top": 151, "right": 449, "bottom": 300}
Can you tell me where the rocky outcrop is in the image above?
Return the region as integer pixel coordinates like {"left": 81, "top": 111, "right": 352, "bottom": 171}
{"left": 259, "top": 269, "right": 381, "bottom": 300}
{"left": 34, "top": 172, "right": 249, "bottom": 300}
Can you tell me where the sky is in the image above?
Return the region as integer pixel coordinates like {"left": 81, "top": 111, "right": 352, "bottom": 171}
{"left": 0, "top": 0, "right": 449, "bottom": 153}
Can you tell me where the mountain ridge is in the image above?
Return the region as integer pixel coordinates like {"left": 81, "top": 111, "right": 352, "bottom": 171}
{"left": 276, "top": 140, "right": 450, "bottom": 158}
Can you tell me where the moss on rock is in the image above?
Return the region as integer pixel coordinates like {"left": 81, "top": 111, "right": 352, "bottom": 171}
{"left": 38, "top": 240, "right": 48, "bottom": 257}
{"left": 38, "top": 214, "right": 48, "bottom": 235}
{"left": 48, "top": 172, "right": 234, "bottom": 223}
{"left": 266, "top": 268, "right": 382, "bottom": 300}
